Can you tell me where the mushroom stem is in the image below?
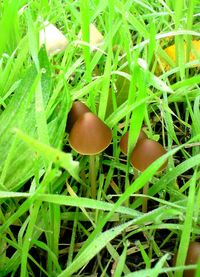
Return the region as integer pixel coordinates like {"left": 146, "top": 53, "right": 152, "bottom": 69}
{"left": 89, "top": 155, "right": 96, "bottom": 199}
{"left": 142, "top": 182, "right": 149, "bottom": 213}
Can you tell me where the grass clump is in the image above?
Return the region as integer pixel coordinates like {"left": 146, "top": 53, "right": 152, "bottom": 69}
{"left": 0, "top": 0, "right": 200, "bottom": 276}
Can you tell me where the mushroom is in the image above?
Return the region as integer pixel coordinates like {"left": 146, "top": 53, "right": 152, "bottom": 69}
{"left": 40, "top": 21, "right": 68, "bottom": 56}
{"left": 183, "top": 241, "right": 200, "bottom": 277}
{"left": 69, "top": 112, "right": 112, "bottom": 155}
{"left": 69, "top": 112, "right": 112, "bottom": 198}
{"left": 130, "top": 139, "right": 167, "bottom": 172}
{"left": 130, "top": 138, "right": 167, "bottom": 212}
{"left": 78, "top": 23, "right": 103, "bottom": 49}
{"left": 67, "top": 101, "right": 91, "bottom": 132}
{"left": 119, "top": 130, "right": 147, "bottom": 155}
{"left": 173, "top": 241, "right": 200, "bottom": 277}
{"left": 119, "top": 133, "right": 168, "bottom": 212}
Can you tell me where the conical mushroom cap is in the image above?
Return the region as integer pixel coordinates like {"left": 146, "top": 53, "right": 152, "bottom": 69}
{"left": 119, "top": 130, "right": 147, "bottom": 155}
{"left": 89, "top": 23, "right": 104, "bottom": 46}
{"left": 130, "top": 139, "right": 167, "bottom": 172}
{"left": 67, "top": 101, "right": 90, "bottom": 132}
{"left": 78, "top": 23, "right": 103, "bottom": 48}
{"left": 40, "top": 21, "right": 68, "bottom": 56}
{"left": 69, "top": 112, "right": 112, "bottom": 155}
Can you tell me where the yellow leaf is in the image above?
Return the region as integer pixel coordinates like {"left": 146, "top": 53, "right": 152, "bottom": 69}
{"left": 159, "top": 40, "right": 200, "bottom": 72}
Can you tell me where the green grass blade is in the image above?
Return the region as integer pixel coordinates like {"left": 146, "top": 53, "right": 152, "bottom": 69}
{"left": 15, "top": 129, "right": 79, "bottom": 181}
{"left": 174, "top": 171, "right": 197, "bottom": 277}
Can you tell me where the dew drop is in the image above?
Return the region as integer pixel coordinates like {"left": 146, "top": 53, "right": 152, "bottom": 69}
{"left": 41, "top": 68, "right": 46, "bottom": 74}
{"left": 2, "top": 53, "right": 9, "bottom": 59}
{"left": 167, "top": 254, "right": 171, "bottom": 260}
{"left": 38, "top": 16, "right": 43, "bottom": 22}
{"left": 125, "top": 12, "right": 129, "bottom": 19}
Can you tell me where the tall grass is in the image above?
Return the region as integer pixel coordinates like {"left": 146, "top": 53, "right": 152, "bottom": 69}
{"left": 0, "top": 0, "right": 199, "bottom": 276}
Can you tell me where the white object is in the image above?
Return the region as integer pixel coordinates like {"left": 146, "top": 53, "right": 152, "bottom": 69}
{"left": 40, "top": 22, "right": 68, "bottom": 56}
{"left": 78, "top": 23, "right": 103, "bottom": 48}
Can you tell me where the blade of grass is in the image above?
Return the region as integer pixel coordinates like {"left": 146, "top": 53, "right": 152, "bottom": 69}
{"left": 25, "top": 8, "right": 39, "bottom": 70}
{"left": 80, "top": 0, "right": 91, "bottom": 82}
{"left": 113, "top": 241, "right": 128, "bottom": 277}
{"left": 61, "top": 145, "right": 184, "bottom": 276}
{"left": 15, "top": 129, "right": 80, "bottom": 181}
{"left": 58, "top": 204, "right": 182, "bottom": 276}
{"left": 20, "top": 200, "right": 41, "bottom": 277}
{"left": 0, "top": 0, "right": 19, "bottom": 56}
{"left": 174, "top": 170, "right": 197, "bottom": 277}
{"left": 132, "top": 152, "right": 200, "bottom": 209}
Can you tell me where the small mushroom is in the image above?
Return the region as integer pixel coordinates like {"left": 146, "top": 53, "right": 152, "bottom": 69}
{"left": 130, "top": 138, "right": 167, "bottom": 212}
{"left": 183, "top": 241, "right": 200, "bottom": 277}
{"left": 130, "top": 139, "right": 168, "bottom": 172}
{"left": 40, "top": 21, "right": 68, "bottom": 56}
{"left": 78, "top": 23, "right": 103, "bottom": 48}
{"left": 69, "top": 112, "right": 112, "bottom": 155}
{"left": 67, "top": 101, "right": 91, "bottom": 132}
{"left": 119, "top": 130, "right": 147, "bottom": 155}
{"left": 119, "top": 136, "right": 167, "bottom": 213}
{"left": 69, "top": 112, "right": 112, "bottom": 198}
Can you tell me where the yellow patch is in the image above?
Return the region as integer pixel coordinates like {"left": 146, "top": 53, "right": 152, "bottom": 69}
{"left": 158, "top": 40, "right": 200, "bottom": 72}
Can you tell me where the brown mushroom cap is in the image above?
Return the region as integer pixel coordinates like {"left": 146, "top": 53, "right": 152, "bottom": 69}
{"left": 69, "top": 112, "right": 112, "bottom": 155}
{"left": 119, "top": 130, "right": 147, "bottom": 155}
{"left": 184, "top": 241, "right": 200, "bottom": 277}
{"left": 130, "top": 139, "right": 168, "bottom": 172}
{"left": 67, "top": 101, "right": 91, "bottom": 132}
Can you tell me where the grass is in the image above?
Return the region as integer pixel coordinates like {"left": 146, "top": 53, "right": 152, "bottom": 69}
{"left": 0, "top": 0, "right": 200, "bottom": 276}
